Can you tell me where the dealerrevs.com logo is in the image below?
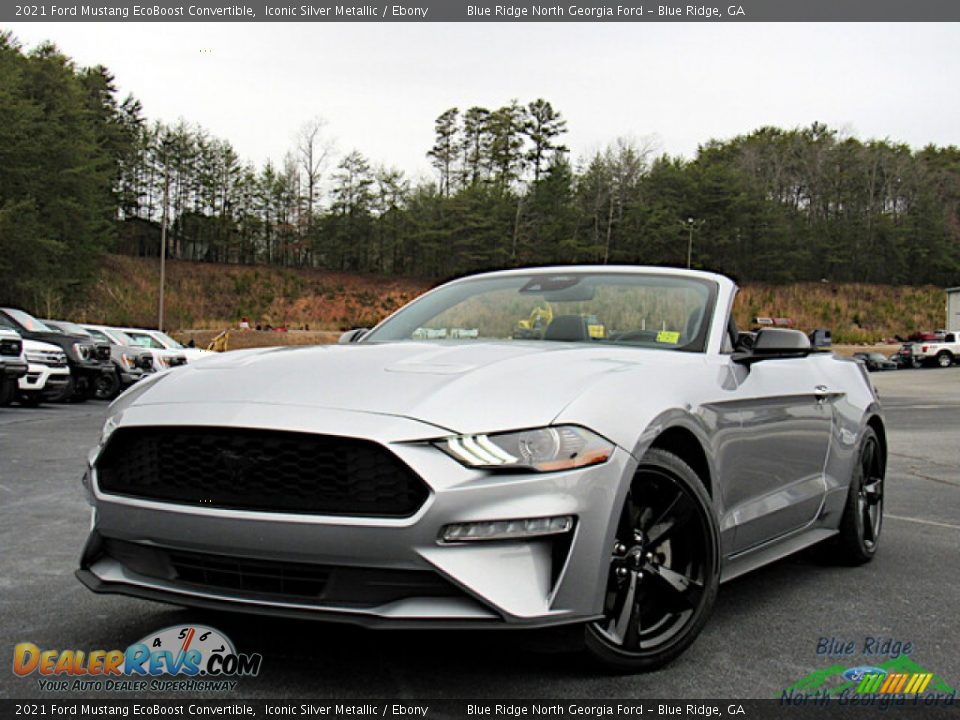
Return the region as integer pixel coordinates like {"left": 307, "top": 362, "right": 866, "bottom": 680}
{"left": 13, "top": 625, "right": 262, "bottom": 692}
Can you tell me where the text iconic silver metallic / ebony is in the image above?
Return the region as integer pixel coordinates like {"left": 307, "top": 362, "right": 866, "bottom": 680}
{"left": 78, "top": 266, "right": 886, "bottom": 671}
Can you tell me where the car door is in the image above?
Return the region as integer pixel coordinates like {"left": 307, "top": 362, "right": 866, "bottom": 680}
{"left": 721, "top": 356, "right": 834, "bottom": 554}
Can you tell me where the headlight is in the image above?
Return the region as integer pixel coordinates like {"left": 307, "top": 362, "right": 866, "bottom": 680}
{"left": 120, "top": 353, "right": 136, "bottom": 370}
{"left": 99, "top": 412, "right": 123, "bottom": 447}
{"left": 158, "top": 356, "right": 170, "bottom": 368}
{"left": 436, "top": 425, "right": 614, "bottom": 472}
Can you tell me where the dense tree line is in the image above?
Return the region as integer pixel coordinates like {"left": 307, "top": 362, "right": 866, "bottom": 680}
{"left": 2, "top": 34, "right": 959, "bottom": 311}
{"left": 0, "top": 33, "right": 139, "bottom": 309}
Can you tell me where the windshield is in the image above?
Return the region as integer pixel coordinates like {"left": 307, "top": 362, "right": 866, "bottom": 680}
{"left": 110, "top": 329, "right": 136, "bottom": 345}
{"left": 365, "top": 272, "right": 717, "bottom": 352}
{"left": 125, "top": 332, "right": 165, "bottom": 349}
{"left": 84, "top": 328, "right": 110, "bottom": 343}
{"left": 154, "top": 331, "right": 184, "bottom": 349}
{"left": 46, "top": 320, "right": 91, "bottom": 337}
{"left": 2, "top": 308, "right": 53, "bottom": 333}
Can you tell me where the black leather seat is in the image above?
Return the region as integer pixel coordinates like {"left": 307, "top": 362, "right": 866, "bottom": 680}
{"left": 543, "top": 315, "right": 589, "bottom": 342}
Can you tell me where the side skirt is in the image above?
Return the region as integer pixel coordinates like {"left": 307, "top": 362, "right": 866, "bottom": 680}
{"left": 719, "top": 526, "right": 837, "bottom": 584}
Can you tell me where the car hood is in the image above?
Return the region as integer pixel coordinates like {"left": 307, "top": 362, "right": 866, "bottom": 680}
{"left": 123, "top": 341, "right": 702, "bottom": 434}
{"left": 22, "top": 339, "right": 63, "bottom": 353}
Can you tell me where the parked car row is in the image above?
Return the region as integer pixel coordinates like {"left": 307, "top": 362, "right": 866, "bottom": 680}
{"left": 881, "top": 335, "right": 959, "bottom": 371}
{"left": 0, "top": 306, "right": 210, "bottom": 407}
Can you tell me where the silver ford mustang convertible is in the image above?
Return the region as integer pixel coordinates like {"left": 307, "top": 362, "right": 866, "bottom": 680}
{"left": 78, "top": 266, "right": 885, "bottom": 671}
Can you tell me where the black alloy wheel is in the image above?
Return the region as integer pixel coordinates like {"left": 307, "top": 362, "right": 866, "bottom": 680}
{"left": 832, "top": 426, "right": 884, "bottom": 564}
{"left": 585, "top": 448, "right": 719, "bottom": 671}
{"left": 94, "top": 370, "right": 122, "bottom": 401}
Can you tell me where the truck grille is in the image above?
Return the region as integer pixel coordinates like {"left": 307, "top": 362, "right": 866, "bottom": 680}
{"left": 0, "top": 338, "right": 21, "bottom": 357}
{"left": 136, "top": 354, "right": 154, "bottom": 371}
{"left": 95, "top": 344, "right": 111, "bottom": 362}
{"left": 96, "top": 426, "right": 430, "bottom": 517}
{"left": 27, "top": 350, "right": 66, "bottom": 367}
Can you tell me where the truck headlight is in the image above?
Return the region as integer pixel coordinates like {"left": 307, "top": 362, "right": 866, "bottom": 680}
{"left": 119, "top": 353, "right": 136, "bottom": 370}
{"left": 436, "top": 425, "right": 614, "bottom": 472}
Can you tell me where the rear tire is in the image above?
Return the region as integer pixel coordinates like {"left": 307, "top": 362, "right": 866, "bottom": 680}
{"left": 584, "top": 448, "right": 720, "bottom": 672}
{"left": 831, "top": 427, "right": 884, "bottom": 565}
{"left": 936, "top": 351, "right": 953, "bottom": 368}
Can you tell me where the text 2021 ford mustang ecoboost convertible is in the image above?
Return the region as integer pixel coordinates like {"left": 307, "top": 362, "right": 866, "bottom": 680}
{"left": 78, "top": 266, "right": 885, "bottom": 671}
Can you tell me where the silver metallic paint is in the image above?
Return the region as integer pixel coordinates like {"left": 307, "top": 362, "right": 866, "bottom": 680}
{"left": 80, "top": 266, "right": 882, "bottom": 628}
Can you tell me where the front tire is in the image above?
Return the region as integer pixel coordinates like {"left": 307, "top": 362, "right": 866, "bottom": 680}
{"left": 831, "top": 426, "right": 884, "bottom": 565}
{"left": 584, "top": 448, "right": 720, "bottom": 672}
{"left": 94, "top": 371, "right": 121, "bottom": 401}
{"left": 936, "top": 351, "right": 953, "bottom": 368}
{"left": 17, "top": 391, "right": 42, "bottom": 407}
{"left": 0, "top": 379, "right": 15, "bottom": 406}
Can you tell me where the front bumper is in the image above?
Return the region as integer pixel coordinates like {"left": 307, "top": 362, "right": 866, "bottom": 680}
{"left": 118, "top": 368, "right": 148, "bottom": 388}
{"left": 3, "top": 359, "right": 28, "bottom": 379}
{"left": 18, "top": 362, "right": 70, "bottom": 393}
{"left": 79, "top": 404, "right": 634, "bottom": 628}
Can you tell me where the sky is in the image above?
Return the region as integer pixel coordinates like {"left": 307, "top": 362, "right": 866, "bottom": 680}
{"left": 6, "top": 22, "right": 960, "bottom": 182}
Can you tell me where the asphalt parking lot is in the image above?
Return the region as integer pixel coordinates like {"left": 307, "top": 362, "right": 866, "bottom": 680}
{"left": 1, "top": 368, "right": 958, "bottom": 700}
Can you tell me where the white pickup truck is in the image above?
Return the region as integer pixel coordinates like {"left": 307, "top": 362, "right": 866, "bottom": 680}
{"left": 0, "top": 328, "right": 28, "bottom": 405}
{"left": 18, "top": 339, "right": 72, "bottom": 405}
{"left": 911, "top": 332, "right": 960, "bottom": 368}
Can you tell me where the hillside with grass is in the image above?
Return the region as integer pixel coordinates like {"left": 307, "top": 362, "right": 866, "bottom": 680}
{"left": 74, "top": 256, "right": 945, "bottom": 345}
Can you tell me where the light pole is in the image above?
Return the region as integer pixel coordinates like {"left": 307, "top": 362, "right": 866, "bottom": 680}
{"left": 682, "top": 217, "right": 704, "bottom": 269}
{"left": 158, "top": 172, "right": 169, "bottom": 332}
{"left": 158, "top": 139, "right": 171, "bottom": 332}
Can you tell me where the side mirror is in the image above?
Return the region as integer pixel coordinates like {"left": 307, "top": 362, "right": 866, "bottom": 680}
{"left": 734, "top": 328, "right": 812, "bottom": 365}
{"left": 338, "top": 328, "right": 369, "bottom": 344}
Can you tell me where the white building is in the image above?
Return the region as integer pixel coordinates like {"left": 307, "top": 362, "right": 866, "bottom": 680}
{"left": 948, "top": 287, "right": 960, "bottom": 332}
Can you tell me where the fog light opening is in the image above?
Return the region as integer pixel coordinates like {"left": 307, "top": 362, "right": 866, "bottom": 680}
{"left": 440, "top": 515, "right": 574, "bottom": 543}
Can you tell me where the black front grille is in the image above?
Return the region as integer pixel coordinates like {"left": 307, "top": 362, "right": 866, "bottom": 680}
{"left": 96, "top": 426, "right": 430, "bottom": 517}
{"left": 170, "top": 550, "right": 330, "bottom": 597}
{"left": 95, "top": 344, "right": 111, "bottom": 362}
{"left": 168, "top": 356, "right": 187, "bottom": 367}
{"left": 0, "top": 338, "right": 21, "bottom": 357}
{"left": 136, "top": 354, "right": 154, "bottom": 370}
{"left": 101, "top": 539, "right": 463, "bottom": 606}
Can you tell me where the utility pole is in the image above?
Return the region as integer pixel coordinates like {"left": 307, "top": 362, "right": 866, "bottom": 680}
{"left": 158, "top": 162, "right": 169, "bottom": 332}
